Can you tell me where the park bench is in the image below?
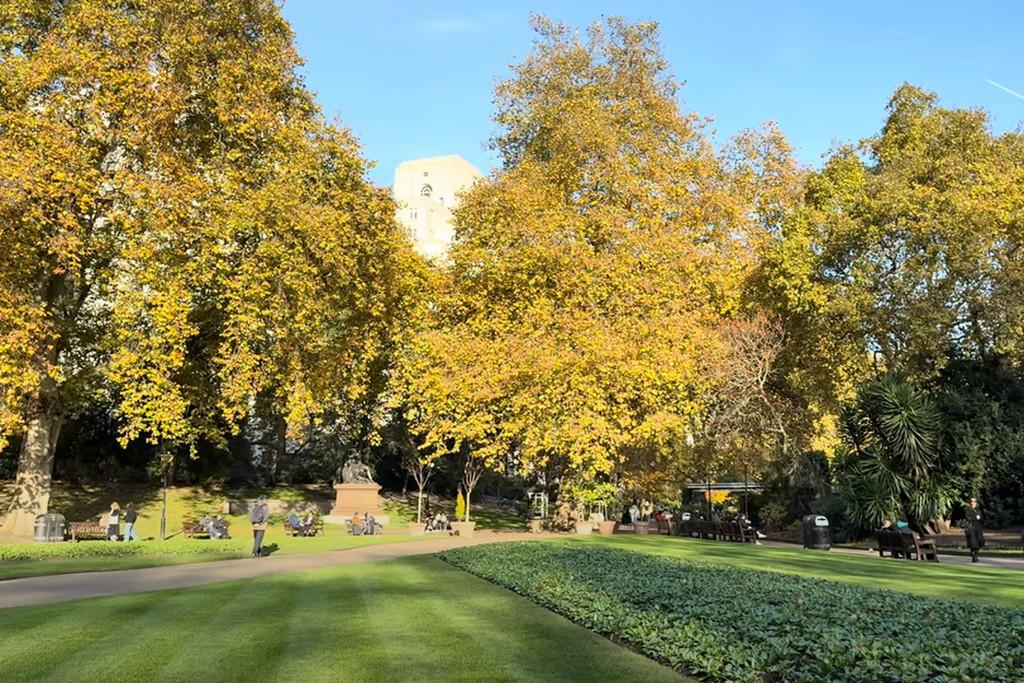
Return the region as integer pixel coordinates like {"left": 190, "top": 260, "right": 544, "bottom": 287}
{"left": 682, "top": 519, "right": 759, "bottom": 543}
{"left": 182, "top": 518, "right": 208, "bottom": 538}
{"left": 284, "top": 518, "right": 323, "bottom": 537}
{"left": 67, "top": 520, "right": 107, "bottom": 541}
{"left": 875, "top": 528, "right": 939, "bottom": 562}
{"left": 653, "top": 519, "right": 677, "bottom": 535}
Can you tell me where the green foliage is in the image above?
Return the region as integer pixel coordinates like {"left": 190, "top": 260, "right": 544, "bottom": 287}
{"left": 935, "top": 355, "right": 1024, "bottom": 524}
{"left": 561, "top": 480, "right": 618, "bottom": 507}
{"left": 836, "top": 374, "right": 954, "bottom": 530}
{"left": 441, "top": 542, "right": 1024, "bottom": 683}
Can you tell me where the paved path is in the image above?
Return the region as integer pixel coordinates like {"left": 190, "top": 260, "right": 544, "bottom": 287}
{"left": 6, "top": 533, "right": 1023, "bottom": 611}
{"left": 0, "top": 532, "right": 549, "bottom": 610}
{"left": 765, "top": 539, "right": 1024, "bottom": 570}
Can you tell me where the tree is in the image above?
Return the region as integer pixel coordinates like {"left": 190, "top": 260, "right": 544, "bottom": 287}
{"left": 835, "top": 374, "right": 955, "bottom": 532}
{"left": 803, "top": 85, "right": 1024, "bottom": 379}
{"left": 934, "top": 354, "right": 1024, "bottom": 526}
{"left": 399, "top": 16, "right": 766, "bottom": 496}
{"left": 0, "top": 0, "right": 419, "bottom": 535}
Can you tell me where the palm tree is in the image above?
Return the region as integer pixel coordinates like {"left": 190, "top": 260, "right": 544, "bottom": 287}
{"left": 837, "top": 374, "right": 953, "bottom": 532}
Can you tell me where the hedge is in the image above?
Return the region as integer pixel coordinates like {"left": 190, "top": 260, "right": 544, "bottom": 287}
{"left": 0, "top": 538, "right": 247, "bottom": 562}
{"left": 439, "top": 542, "right": 1024, "bottom": 683}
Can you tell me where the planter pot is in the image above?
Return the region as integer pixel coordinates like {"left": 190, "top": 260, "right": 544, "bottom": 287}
{"left": 575, "top": 521, "right": 593, "bottom": 535}
{"left": 408, "top": 522, "right": 425, "bottom": 536}
{"left": 633, "top": 521, "right": 650, "bottom": 535}
{"left": 598, "top": 520, "right": 617, "bottom": 535}
{"left": 528, "top": 518, "right": 544, "bottom": 534}
{"left": 451, "top": 521, "right": 476, "bottom": 537}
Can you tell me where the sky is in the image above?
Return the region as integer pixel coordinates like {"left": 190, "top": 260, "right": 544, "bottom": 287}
{"left": 280, "top": 1, "right": 1024, "bottom": 187}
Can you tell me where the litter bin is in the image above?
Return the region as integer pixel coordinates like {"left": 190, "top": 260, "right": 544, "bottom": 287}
{"left": 802, "top": 514, "right": 831, "bottom": 550}
{"left": 33, "top": 513, "right": 67, "bottom": 542}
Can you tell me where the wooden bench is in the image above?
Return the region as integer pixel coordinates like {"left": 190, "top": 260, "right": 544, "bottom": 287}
{"left": 653, "top": 519, "right": 677, "bottom": 535}
{"left": 182, "top": 518, "right": 230, "bottom": 539}
{"left": 876, "top": 528, "right": 939, "bottom": 561}
{"left": 182, "top": 518, "right": 208, "bottom": 538}
{"left": 682, "top": 519, "right": 759, "bottom": 543}
{"left": 284, "top": 519, "right": 323, "bottom": 537}
{"left": 67, "top": 520, "right": 107, "bottom": 542}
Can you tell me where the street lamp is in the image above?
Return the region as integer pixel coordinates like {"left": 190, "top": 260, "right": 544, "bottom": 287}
{"left": 158, "top": 448, "right": 173, "bottom": 541}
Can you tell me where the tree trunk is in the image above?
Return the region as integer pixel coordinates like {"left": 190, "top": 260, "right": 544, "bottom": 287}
{"left": 416, "top": 484, "right": 424, "bottom": 524}
{"left": 464, "top": 484, "right": 473, "bottom": 522}
{"left": 2, "top": 410, "right": 62, "bottom": 537}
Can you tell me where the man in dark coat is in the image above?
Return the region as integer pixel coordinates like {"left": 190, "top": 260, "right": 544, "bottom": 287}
{"left": 964, "top": 497, "right": 985, "bottom": 563}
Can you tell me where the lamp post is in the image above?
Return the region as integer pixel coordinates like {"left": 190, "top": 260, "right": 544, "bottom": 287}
{"left": 159, "top": 449, "right": 173, "bottom": 541}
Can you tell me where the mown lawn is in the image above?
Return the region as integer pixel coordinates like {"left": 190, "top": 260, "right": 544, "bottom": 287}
{"left": 0, "top": 533, "right": 418, "bottom": 581}
{"left": 573, "top": 534, "right": 1024, "bottom": 608}
{"left": 0, "top": 556, "right": 687, "bottom": 683}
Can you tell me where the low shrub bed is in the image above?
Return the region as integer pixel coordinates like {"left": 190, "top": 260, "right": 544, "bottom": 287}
{"left": 440, "top": 542, "right": 1024, "bottom": 683}
{"left": 0, "top": 538, "right": 247, "bottom": 562}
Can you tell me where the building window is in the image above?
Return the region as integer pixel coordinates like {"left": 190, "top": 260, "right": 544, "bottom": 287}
{"left": 409, "top": 208, "right": 418, "bottom": 220}
{"left": 438, "top": 196, "right": 444, "bottom": 207}
{"left": 420, "top": 184, "right": 432, "bottom": 197}
{"left": 423, "top": 171, "right": 429, "bottom": 177}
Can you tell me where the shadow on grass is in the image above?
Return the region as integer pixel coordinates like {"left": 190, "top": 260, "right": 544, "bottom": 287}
{"left": 0, "top": 556, "right": 687, "bottom": 683}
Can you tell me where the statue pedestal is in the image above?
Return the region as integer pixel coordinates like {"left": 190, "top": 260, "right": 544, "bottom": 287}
{"left": 326, "top": 483, "right": 388, "bottom": 526}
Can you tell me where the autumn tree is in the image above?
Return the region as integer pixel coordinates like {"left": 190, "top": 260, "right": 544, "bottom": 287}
{"left": 801, "top": 85, "right": 1024, "bottom": 380}
{"left": 398, "top": 16, "right": 774, "bottom": 500}
{"left": 0, "top": 0, "right": 419, "bottom": 535}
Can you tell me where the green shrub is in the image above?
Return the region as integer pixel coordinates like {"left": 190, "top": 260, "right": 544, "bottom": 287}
{"left": 0, "top": 539, "right": 247, "bottom": 562}
{"left": 440, "top": 542, "right": 1024, "bottom": 683}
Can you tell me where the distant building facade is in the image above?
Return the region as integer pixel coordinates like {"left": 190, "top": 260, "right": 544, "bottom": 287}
{"left": 393, "top": 155, "right": 484, "bottom": 261}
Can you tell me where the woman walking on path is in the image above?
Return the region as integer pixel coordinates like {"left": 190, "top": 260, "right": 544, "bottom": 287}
{"left": 250, "top": 496, "right": 269, "bottom": 557}
{"left": 965, "top": 497, "right": 985, "bottom": 563}
{"left": 106, "top": 502, "right": 121, "bottom": 541}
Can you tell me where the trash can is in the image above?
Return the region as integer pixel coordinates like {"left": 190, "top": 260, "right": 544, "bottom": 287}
{"left": 802, "top": 514, "right": 831, "bottom": 550}
{"left": 33, "top": 513, "right": 67, "bottom": 542}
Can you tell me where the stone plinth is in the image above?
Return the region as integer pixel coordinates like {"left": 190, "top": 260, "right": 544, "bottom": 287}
{"left": 330, "top": 483, "right": 383, "bottom": 517}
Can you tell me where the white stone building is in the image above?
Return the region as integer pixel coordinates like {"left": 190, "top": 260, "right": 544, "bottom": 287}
{"left": 393, "top": 155, "right": 484, "bottom": 261}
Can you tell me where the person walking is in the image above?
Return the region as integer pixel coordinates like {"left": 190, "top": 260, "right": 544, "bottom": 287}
{"left": 250, "top": 496, "right": 269, "bottom": 558}
{"left": 106, "top": 502, "right": 121, "bottom": 541}
{"left": 628, "top": 502, "right": 640, "bottom": 525}
{"left": 122, "top": 503, "right": 140, "bottom": 541}
{"left": 965, "top": 497, "right": 985, "bottom": 563}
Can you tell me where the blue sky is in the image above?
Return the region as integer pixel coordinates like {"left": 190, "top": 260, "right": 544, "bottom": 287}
{"left": 281, "top": 1, "right": 1024, "bottom": 187}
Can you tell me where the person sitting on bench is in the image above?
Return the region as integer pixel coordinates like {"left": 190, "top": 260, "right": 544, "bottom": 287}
{"left": 302, "top": 511, "right": 316, "bottom": 536}
{"left": 210, "top": 515, "right": 229, "bottom": 539}
{"left": 288, "top": 512, "right": 302, "bottom": 533}
{"left": 351, "top": 512, "right": 365, "bottom": 536}
{"left": 198, "top": 515, "right": 214, "bottom": 536}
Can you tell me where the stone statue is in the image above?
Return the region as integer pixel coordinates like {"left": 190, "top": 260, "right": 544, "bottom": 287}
{"left": 340, "top": 458, "right": 376, "bottom": 484}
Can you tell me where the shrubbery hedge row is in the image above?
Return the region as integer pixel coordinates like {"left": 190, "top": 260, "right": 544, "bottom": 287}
{"left": 0, "top": 538, "right": 247, "bottom": 562}
{"left": 439, "top": 542, "right": 1024, "bottom": 683}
